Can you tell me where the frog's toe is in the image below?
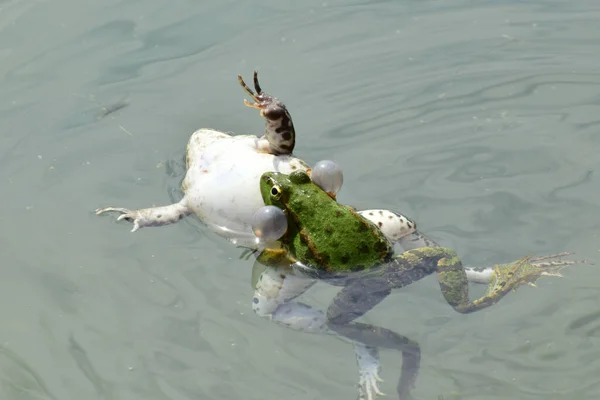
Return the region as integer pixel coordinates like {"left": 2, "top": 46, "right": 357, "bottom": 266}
{"left": 95, "top": 207, "right": 141, "bottom": 232}
{"left": 358, "top": 374, "right": 385, "bottom": 400}
{"left": 531, "top": 252, "right": 582, "bottom": 274}
{"left": 116, "top": 212, "right": 142, "bottom": 232}
{"left": 488, "top": 253, "right": 583, "bottom": 296}
{"left": 95, "top": 206, "right": 129, "bottom": 215}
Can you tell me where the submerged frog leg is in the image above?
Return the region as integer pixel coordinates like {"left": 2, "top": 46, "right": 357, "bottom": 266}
{"left": 252, "top": 261, "right": 419, "bottom": 400}
{"left": 326, "top": 277, "right": 421, "bottom": 400}
{"left": 95, "top": 199, "right": 191, "bottom": 232}
{"left": 238, "top": 72, "right": 295, "bottom": 155}
{"left": 333, "top": 324, "right": 421, "bottom": 400}
{"left": 327, "top": 277, "right": 392, "bottom": 325}
{"left": 354, "top": 344, "right": 385, "bottom": 400}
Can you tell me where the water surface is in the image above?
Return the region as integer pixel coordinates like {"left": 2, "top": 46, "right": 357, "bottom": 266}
{"left": 1, "top": 0, "right": 600, "bottom": 399}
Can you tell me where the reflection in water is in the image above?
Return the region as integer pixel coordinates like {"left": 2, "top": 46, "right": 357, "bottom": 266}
{"left": 67, "top": 336, "right": 114, "bottom": 399}
{"left": 0, "top": 345, "right": 58, "bottom": 400}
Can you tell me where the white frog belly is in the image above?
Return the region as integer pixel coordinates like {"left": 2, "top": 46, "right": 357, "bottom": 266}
{"left": 184, "top": 133, "right": 308, "bottom": 239}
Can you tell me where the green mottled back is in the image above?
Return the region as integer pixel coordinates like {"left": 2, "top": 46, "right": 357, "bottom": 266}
{"left": 259, "top": 170, "right": 393, "bottom": 272}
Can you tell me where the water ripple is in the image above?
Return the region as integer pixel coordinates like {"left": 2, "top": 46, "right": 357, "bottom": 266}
{"left": 2, "top": 1, "right": 600, "bottom": 400}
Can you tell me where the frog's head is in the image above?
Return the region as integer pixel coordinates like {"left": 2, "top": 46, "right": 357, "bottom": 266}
{"left": 259, "top": 169, "right": 338, "bottom": 244}
{"left": 255, "top": 170, "right": 335, "bottom": 243}
{"left": 259, "top": 170, "right": 315, "bottom": 211}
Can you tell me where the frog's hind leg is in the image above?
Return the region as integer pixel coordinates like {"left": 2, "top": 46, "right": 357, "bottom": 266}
{"left": 454, "top": 252, "right": 580, "bottom": 312}
{"left": 358, "top": 209, "right": 513, "bottom": 285}
{"left": 238, "top": 71, "right": 295, "bottom": 155}
{"left": 334, "top": 324, "right": 421, "bottom": 400}
{"left": 95, "top": 199, "right": 191, "bottom": 232}
{"left": 384, "top": 248, "right": 581, "bottom": 314}
{"left": 326, "top": 277, "right": 420, "bottom": 400}
{"left": 393, "top": 230, "right": 493, "bottom": 285}
{"left": 253, "top": 261, "right": 417, "bottom": 400}
{"left": 357, "top": 208, "right": 441, "bottom": 250}
{"left": 358, "top": 209, "right": 417, "bottom": 244}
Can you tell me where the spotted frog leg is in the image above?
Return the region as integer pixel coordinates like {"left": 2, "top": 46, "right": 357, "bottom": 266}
{"left": 238, "top": 71, "right": 296, "bottom": 155}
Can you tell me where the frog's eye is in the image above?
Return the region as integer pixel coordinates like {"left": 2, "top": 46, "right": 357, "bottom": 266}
{"left": 270, "top": 185, "right": 282, "bottom": 200}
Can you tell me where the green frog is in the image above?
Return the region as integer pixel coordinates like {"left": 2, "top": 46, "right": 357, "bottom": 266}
{"left": 250, "top": 169, "right": 578, "bottom": 400}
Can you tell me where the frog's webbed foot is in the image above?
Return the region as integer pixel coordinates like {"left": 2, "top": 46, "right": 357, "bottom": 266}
{"left": 487, "top": 252, "right": 581, "bottom": 291}
{"left": 332, "top": 322, "right": 421, "bottom": 400}
{"left": 238, "top": 71, "right": 295, "bottom": 155}
{"left": 95, "top": 200, "right": 191, "bottom": 232}
{"left": 436, "top": 251, "right": 584, "bottom": 313}
{"left": 355, "top": 344, "right": 385, "bottom": 400}
{"left": 530, "top": 251, "right": 582, "bottom": 272}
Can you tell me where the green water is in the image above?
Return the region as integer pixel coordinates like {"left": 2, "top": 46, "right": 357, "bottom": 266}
{"left": 1, "top": 0, "right": 599, "bottom": 399}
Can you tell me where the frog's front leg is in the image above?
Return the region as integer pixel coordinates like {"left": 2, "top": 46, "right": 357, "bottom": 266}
{"left": 95, "top": 199, "right": 191, "bottom": 232}
{"left": 238, "top": 72, "right": 295, "bottom": 155}
{"left": 251, "top": 261, "right": 326, "bottom": 332}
